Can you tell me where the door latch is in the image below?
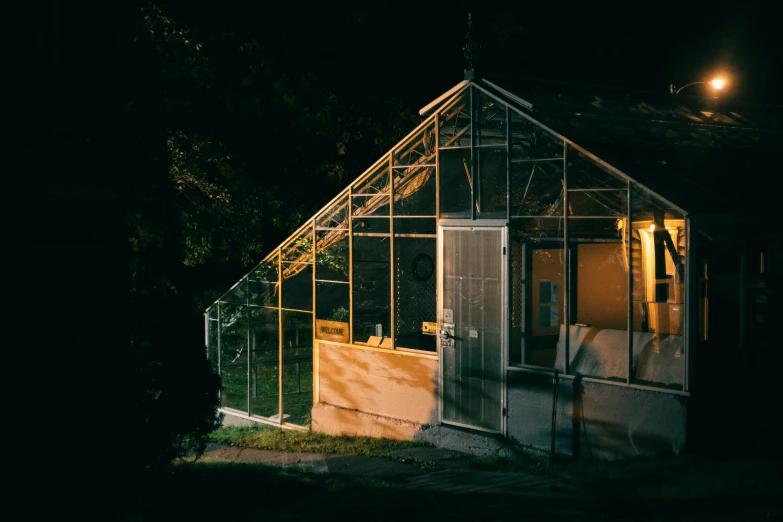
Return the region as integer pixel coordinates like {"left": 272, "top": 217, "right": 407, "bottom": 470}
{"left": 440, "top": 322, "right": 455, "bottom": 347}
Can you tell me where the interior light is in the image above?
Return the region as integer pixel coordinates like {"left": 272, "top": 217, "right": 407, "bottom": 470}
{"left": 649, "top": 224, "right": 656, "bottom": 232}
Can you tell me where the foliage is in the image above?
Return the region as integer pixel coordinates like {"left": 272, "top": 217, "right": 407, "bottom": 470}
{"left": 119, "top": 2, "right": 421, "bottom": 471}
{"left": 329, "top": 306, "right": 349, "bottom": 322}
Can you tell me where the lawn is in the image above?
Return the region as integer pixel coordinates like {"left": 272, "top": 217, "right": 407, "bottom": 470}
{"left": 208, "top": 424, "right": 426, "bottom": 456}
{"left": 206, "top": 424, "right": 782, "bottom": 512}
{"left": 45, "top": 425, "right": 779, "bottom": 521}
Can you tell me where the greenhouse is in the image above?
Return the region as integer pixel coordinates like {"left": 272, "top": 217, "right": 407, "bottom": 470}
{"left": 205, "top": 75, "right": 780, "bottom": 457}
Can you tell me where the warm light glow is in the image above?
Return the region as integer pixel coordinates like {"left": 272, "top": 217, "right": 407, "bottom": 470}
{"left": 649, "top": 224, "right": 656, "bottom": 232}
{"left": 711, "top": 78, "right": 725, "bottom": 89}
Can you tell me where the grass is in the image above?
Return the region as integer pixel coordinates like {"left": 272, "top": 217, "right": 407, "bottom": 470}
{"left": 200, "top": 425, "right": 781, "bottom": 521}
{"left": 208, "top": 424, "right": 781, "bottom": 505}
{"left": 208, "top": 424, "right": 429, "bottom": 457}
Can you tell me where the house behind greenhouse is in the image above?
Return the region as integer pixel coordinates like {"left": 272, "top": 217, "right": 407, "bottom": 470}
{"left": 205, "top": 75, "right": 782, "bottom": 457}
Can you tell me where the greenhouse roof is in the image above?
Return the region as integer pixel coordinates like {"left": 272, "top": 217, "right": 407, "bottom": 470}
{"left": 473, "top": 76, "right": 783, "bottom": 218}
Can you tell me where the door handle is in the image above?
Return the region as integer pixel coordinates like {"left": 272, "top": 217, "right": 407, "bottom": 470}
{"left": 440, "top": 323, "right": 455, "bottom": 341}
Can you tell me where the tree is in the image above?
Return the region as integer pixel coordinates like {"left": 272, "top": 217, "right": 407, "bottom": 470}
{"left": 122, "top": 2, "right": 422, "bottom": 469}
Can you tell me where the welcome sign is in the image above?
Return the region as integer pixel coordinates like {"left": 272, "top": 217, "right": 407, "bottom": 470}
{"left": 315, "top": 319, "right": 349, "bottom": 343}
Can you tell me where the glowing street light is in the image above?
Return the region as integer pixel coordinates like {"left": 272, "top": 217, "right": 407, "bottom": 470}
{"left": 669, "top": 78, "right": 727, "bottom": 94}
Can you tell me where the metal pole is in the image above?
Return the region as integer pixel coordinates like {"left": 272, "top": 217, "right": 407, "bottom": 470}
{"left": 470, "top": 86, "right": 476, "bottom": 220}
{"left": 217, "top": 302, "right": 221, "bottom": 376}
{"left": 562, "top": 144, "right": 570, "bottom": 375}
{"left": 390, "top": 154, "right": 396, "bottom": 349}
{"left": 627, "top": 181, "right": 633, "bottom": 384}
{"left": 684, "top": 216, "right": 691, "bottom": 391}
{"left": 311, "top": 219, "right": 316, "bottom": 407}
{"left": 436, "top": 112, "right": 440, "bottom": 220}
{"left": 246, "top": 277, "right": 250, "bottom": 414}
{"left": 252, "top": 334, "right": 257, "bottom": 399}
{"left": 506, "top": 105, "right": 511, "bottom": 221}
{"left": 348, "top": 186, "right": 354, "bottom": 345}
{"left": 278, "top": 250, "right": 283, "bottom": 424}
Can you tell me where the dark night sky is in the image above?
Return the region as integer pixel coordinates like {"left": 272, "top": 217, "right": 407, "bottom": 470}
{"left": 27, "top": 1, "right": 782, "bottom": 131}
{"left": 192, "top": 1, "right": 780, "bottom": 106}
{"left": 14, "top": 0, "right": 782, "bottom": 222}
{"left": 15, "top": 0, "right": 780, "bottom": 243}
{"left": 217, "top": 1, "right": 778, "bottom": 104}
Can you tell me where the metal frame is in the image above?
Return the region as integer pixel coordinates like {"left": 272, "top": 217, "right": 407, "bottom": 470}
{"left": 562, "top": 142, "right": 570, "bottom": 375}
{"left": 209, "top": 79, "right": 701, "bottom": 431}
{"left": 627, "top": 180, "right": 633, "bottom": 384}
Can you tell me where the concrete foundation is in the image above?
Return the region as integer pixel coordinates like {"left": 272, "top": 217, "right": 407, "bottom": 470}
{"left": 507, "top": 370, "right": 687, "bottom": 459}
{"left": 312, "top": 402, "right": 423, "bottom": 440}
{"left": 414, "top": 424, "right": 518, "bottom": 458}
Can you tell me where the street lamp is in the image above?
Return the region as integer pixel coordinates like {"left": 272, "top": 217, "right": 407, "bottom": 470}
{"left": 669, "top": 78, "right": 726, "bottom": 94}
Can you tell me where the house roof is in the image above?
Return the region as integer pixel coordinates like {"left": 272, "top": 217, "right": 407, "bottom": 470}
{"left": 477, "top": 75, "right": 783, "bottom": 220}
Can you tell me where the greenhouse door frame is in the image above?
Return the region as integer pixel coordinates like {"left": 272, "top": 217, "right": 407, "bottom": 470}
{"left": 437, "top": 220, "right": 507, "bottom": 435}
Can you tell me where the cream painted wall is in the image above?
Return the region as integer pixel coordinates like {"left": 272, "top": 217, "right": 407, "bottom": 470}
{"left": 316, "top": 342, "right": 439, "bottom": 425}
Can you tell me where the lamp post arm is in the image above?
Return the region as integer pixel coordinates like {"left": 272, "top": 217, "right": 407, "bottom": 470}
{"left": 674, "top": 81, "right": 706, "bottom": 95}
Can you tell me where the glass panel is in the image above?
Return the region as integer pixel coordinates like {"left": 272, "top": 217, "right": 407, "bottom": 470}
{"left": 352, "top": 216, "right": 390, "bottom": 234}
{"left": 510, "top": 159, "right": 564, "bottom": 217}
{"left": 248, "top": 259, "right": 279, "bottom": 307}
{"left": 393, "top": 165, "right": 436, "bottom": 216}
{"left": 476, "top": 92, "right": 507, "bottom": 146}
{"left": 282, "top": 311, "right": 313, "bottom": 426}
{"left": 630, "top": 185, "right": 685, "bottom": 390}
{"left": 283, "top": 361, "right": 312, "bottom": 426}
{"left": 315, "top": 229, "right": 349, "bottom": 282}
{"left": 438, "top": 90, "right": 471, "bottom": 148}
{"left": 207, "top": 315, "right": 218, "bottom": 374}
{"left": 249, "top": 259, "right": 278, "bottom": 283}
{"left": 352, "top": 160, "right": 390, "bottom": 195}
{"left": 477, "top": 147, "right": 508, "bottom": 218}
{"left": 438, "top": 147, "right": 472, "bottom": 218}
{"left": 249, "top": 307, "right": 279, "bottom": 419}
{"left": 352, "top": 195, "right": 390, "bottom": 217}
{"left": 281, "top": 262, "right": 313, "bottom": 311}
{"left": 568, "top": 217, "right": 625, "bottom": 240}
{"left": 571, "top": 243, "right": 628, "bottom": 379}
{"left": 352, "top": 235, "right": 391, "bottom": 345}
{"left": 316, "top": 191, "right": 349, "bottom": 229}
{"left": 568, "top": 191, "right": 627, "bottom": 217}
{"left": 510, "top": 111, "right": 563, "bottom": 161}
{"left": 562, "top": 218, "right": 628, "bottom": 381}
{"left": 394, "top": 218, "right": 436, "bottom": 235}
{"left": 220, "top": 276, "right": 248, "bottom": 305}
{"left": 566, "top": 148, "right": 626, "bottom": 190}
{"left": 510, "top": 217, "right": 565, "bottom": 239}
{"left": 282, "top": 226, "right": 313, "bottom": 263}
{"left": 510, "top": 223, "right": 564, "bottom": 369}
{"left": 315, "top": 282, "right": 350, "bottom": 341}
{"left": 248, "top": 282, "right": 278, "bottom": 308}
{"left": 219, "top": 303, "right": 248, "bottom": 413}
{"left": 395, "top": 237, "right": 437, "bottom": 352}
{"left": 393, "top": 120, "right": 436, "bottom": 167}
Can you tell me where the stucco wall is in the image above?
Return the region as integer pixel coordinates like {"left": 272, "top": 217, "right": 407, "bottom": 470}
{"left": 316, "top": 342, "right": 439, "bottom": 426}
{"left": 507, "top": 370, "right": 687, "bottom": 459}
